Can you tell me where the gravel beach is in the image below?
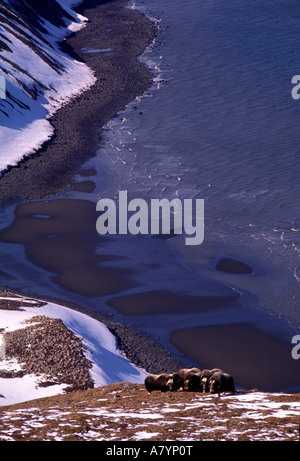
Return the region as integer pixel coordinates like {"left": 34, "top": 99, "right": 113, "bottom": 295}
{"left": 0, "top": 0, "right": 154, "bottom": 204}
{"left": 0, "top": 0, "right": 187, "bottom": 375}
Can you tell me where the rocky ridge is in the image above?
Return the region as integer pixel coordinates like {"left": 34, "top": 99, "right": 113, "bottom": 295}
{"left": 0, "top": 290, "right": 299, "bottom": 442}
{"left": 0, "top": 288, "right": 184, "bottom": 396}
{"left": 2, "top": 315, "right": 93, "bottom": 392}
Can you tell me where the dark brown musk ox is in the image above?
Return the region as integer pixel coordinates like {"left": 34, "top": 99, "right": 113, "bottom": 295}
{"left": 178, "top": 367, "right": 201, "bottom": 381}
{"left": 144, "top": 373, "right": 183, "bottom": 393}
{"left": 209, "top": 371, "right": 235, "bottom": 396}
{"left": 210, "top": 368, "right": 222, "bottom": 374}
{"left": 200, "top": 368, "right": 222, "bottom": 393}
{"left": 183, "top": 371, "right": 202, "bottom": 391}
{"left": 166, "top": 372, "right": 183, "bottom": 392}
{"left": 177, "top": 367, "right": 202, "bottom": 391}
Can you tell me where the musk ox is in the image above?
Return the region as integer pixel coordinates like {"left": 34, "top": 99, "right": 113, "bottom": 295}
{"left": 210, "top": 368, "right": 222, "bottom": 375}
{"left": 200, "top": 369, "right": 213, "bottom": 393}
{"left": 177, "top": 367, "right": 201, "bottom": 391}
{"left": 178, "top": 367, "right": 201, "bottom": 391}
{"left": 209, "top": 371, "right": 235, "bottom": 396}
{"left": 144, "top": 373, "right": 183, "bottom": 393}
{"left": 166, "top": 372, "right": 183, "bottom": 392}
{"left": 178, "top": 367, "right": 201, "bottom": 381}
{"left": 183, "top": 371, "right": 202, "bottom": 391}
{"left": 200, "top": 368, "right": 222, "bottom": 393}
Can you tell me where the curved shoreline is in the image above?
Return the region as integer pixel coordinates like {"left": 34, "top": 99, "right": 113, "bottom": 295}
{"left": 0, "top": 1, "right": 186, "bottom": 375}
{"left": 0, "top": 0, "right": 154, "bottom": 204}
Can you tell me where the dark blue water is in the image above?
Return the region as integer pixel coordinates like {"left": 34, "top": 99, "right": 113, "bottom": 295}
{"left": 97, "top": 0, "right": 300, "bottom": 324}
{"left": 79, "top": 0, "right": 300, "bottom": 390}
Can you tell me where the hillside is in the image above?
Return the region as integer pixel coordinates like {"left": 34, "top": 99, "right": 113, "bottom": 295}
{"left": 0, "top": 289, "right": 149, "bottom": 405}
{"left": 0, "top": 382, "right": 299, "bottom": 441}
{"left": 0, "top": 289, "right": 299, "bottom": 442}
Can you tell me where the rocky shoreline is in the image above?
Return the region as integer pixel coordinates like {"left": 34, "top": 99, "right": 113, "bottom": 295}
{"left": 0, "top": 0, "right": 186, "bottom": 386}
{"left": 0, "top": 0, "right": 154, "bottom": 204}
{"left": 103, "top": 320, "right": 185, "bottom": 375}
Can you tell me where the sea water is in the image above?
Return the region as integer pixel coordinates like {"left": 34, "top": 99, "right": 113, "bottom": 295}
{"left": 90, "top": 0, "right": 300, "bottom": 326}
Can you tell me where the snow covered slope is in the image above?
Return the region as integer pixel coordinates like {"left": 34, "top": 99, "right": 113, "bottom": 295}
{"left": 0, "top": 293, "right": 147, "bottom": 406}
{"left": 0, "top": 0, "right": 96, "bottom": 171}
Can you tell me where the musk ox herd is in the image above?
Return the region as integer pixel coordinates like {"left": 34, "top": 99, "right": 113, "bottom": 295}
{"left": 144, "top": 367, "right": 235, "bottom": 397}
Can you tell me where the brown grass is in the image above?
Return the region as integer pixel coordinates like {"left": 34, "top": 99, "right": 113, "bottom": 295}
{"left": 0, "top": 383, "right": 299, "bottom": 441}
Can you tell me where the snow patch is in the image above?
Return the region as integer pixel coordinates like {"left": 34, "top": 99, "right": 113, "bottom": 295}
{"left": 0, "top": 295, "right": 147, "bottom": 406}
{"left": 0, "top": 0, "right": 96, "bottom": 171}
